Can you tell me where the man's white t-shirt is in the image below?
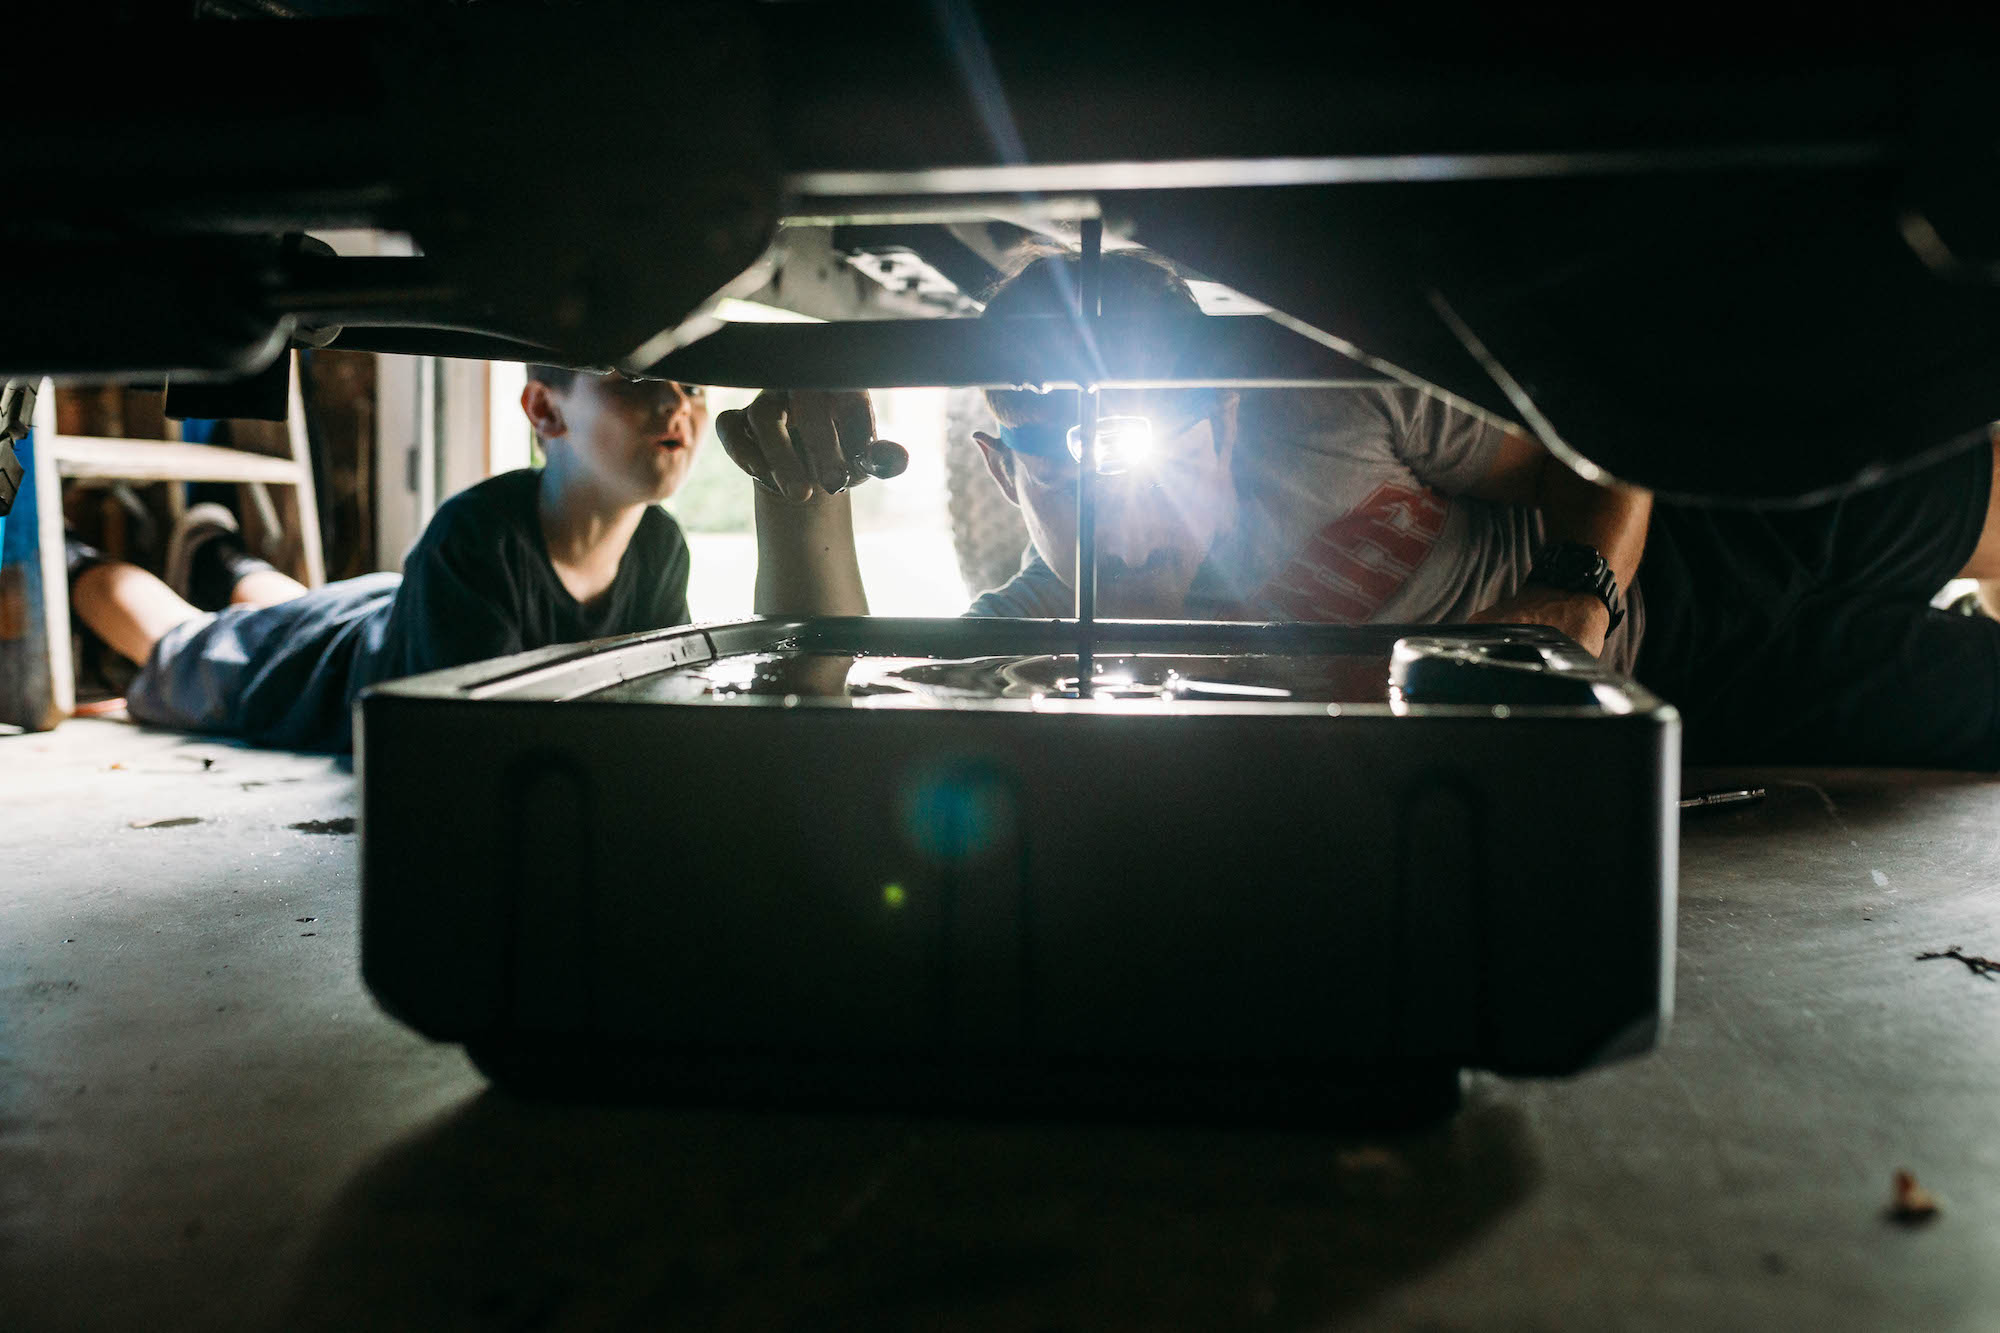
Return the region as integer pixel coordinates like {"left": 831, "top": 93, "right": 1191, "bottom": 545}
{"left": 966, "top": 386, "right": 1645, "bottom": 673}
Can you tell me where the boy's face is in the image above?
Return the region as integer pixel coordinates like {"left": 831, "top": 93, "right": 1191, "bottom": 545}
{"left": 975, "top": 391, "right": 1238, "bottom": 618}
{"left": 524, "top": 374, "right": 707, "bottom": 503}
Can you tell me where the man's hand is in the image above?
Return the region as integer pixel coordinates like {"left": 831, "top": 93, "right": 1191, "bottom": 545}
{"left": 711, "top": 389, "right": 906, "bottom": 616}
{"left": 1469, "top": 587, "right": 1611, "bottom": 656}
{"left": 714, "top": 389, "right": 908, "bottom": 505}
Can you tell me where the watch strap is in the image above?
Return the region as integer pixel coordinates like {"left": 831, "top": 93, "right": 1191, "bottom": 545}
{"left": 1526, "top": 540, "right": 1626, "bottom": 633}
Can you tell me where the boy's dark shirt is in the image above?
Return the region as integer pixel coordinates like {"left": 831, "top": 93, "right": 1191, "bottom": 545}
{"left": 358, "top": 468, "right": 692, "bottom": 689}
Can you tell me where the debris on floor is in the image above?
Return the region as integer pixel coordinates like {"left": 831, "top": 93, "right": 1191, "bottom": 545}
{"left": 129, "top": 816, "right": 201, "bottom": 830}
{"left": 1916, "top": 947, "right": 2000, "bottom": 981}
{"left": 288, "top": 817, "right": 356, "bottom": 835}
{"left": 1887, "top": 1170, "right": 1941, "bottom": 1224}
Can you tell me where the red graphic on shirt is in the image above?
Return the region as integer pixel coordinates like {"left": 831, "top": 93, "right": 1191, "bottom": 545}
{"left": 1255, "top": 482, "right": 1450, "bottom": 622}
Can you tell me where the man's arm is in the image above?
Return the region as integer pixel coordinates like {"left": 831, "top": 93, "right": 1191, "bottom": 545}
{"left": 717, "top": 390, "right": 902, "bottom": 617}
{"left": 1461, "top": 429, "right": 1653, "bottom": 655}
{"left": 751, "top": 487, "right": 869, "bottom": 617}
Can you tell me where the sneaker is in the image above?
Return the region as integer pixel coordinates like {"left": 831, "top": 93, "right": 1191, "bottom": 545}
{"left": 164, "top": 503, "right": 281, "bottom": 612}
{"left": 65, "top": 531, "right": 108, "bottom": 585}
{"left": 75, "top": 621, "right": 138, "bottom": 697}
{"left": 163, "top": 503, "right": 239, "bottom": 604}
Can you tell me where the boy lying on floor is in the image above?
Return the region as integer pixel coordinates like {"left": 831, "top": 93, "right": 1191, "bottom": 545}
{"left": 66, "top": 368, "right": 702, "bottom": 752}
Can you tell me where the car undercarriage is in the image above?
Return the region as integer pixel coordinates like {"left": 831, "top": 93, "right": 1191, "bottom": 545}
{"left": 7, "top": 3, "right": 2000, "bottom": 504}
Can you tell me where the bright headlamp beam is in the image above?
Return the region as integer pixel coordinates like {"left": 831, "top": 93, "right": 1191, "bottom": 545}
{"left": 1066, "top": 414, "right": 1155, "bottom": 476}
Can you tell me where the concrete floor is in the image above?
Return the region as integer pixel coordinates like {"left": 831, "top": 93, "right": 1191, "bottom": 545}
{"left": 5, "top": 718, "right": 2000, "bottom": 1331}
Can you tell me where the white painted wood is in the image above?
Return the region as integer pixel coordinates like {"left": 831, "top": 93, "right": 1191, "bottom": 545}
{"left": 374, "top": 353, "right": 489, "bottom": 571}
{"left": 28, "top": 351, "right": 327, "bottom": 720}
{"left": 286, "top": 359, "right": 326, "bottom": 585}
{"left": 371, "top": 354, "right": 431, "bottom": 572}
{"left": 437, "top": 357, "right": 491, "bottom": 506}
{"left": 29, "top": 380, "right": 73, "bottom": 718}
{"left": 42, "top": 436, "right": 305, "bottom": 485}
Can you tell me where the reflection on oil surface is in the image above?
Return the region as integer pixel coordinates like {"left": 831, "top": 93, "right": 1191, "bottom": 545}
{"left": 589, "top": 651, "right": 1395, "bottom": 705}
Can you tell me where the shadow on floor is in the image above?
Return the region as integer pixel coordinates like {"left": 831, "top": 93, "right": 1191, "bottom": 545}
{"left": 281, "top": 1085, "right": 1539, "bottom": 1331}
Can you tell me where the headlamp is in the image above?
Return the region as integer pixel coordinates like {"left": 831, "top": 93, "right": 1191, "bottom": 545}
{"left": 998, "top": 415, "right": 1156, "bottom": 476}
{"left": 1066, "top": 415, "right": 1154, "bottom": 475}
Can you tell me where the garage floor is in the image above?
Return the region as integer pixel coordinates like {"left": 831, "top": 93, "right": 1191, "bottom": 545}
{"left": 5, "top": 718, "right": 2000, "bottom": 1331}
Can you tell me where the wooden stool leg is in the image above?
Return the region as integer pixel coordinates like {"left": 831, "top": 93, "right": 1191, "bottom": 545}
{"left": 0, "top": 430, "right": 71, "bottom": 731}
{"left": 242, "top": 480, "right": 283, "bottom": 559}
{"left": 231, "top": 354, "right": 325, "bottom": 587}
{"left": 35, "top": 424, "right": 75, "bottom": 721}
{"left": 288, "top": 354, "right": 326, "bottom": 586}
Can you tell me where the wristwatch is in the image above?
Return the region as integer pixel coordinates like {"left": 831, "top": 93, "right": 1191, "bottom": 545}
{"left": 1525, "top": 540, "right": 1626, "bottom": 632}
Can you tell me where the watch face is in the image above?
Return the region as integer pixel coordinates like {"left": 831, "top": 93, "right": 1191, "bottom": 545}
{"left": 1548, "top": 547, "right": 1596, "bottom": 581}
{"left": 1535, "top": 543, "right": 1611, "bottom": 594}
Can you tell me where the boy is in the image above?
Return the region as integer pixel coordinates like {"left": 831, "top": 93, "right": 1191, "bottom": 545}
{"left": 66, "top": 368, "right": 704, "bottom": 752}
{"left": 721, "top": 248, "right": 2000, "bottom": 769}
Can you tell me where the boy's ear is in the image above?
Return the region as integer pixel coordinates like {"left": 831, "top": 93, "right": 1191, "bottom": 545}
{"left": 521, "top": 379, "right": 566, "bottom": 439}
{"left": 972, "top": 432, "right": 1021, "bottom": 507}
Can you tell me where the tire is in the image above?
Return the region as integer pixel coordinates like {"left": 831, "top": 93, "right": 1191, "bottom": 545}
{"left": 943, "top": 387, "right": 1030, "bottom": 599}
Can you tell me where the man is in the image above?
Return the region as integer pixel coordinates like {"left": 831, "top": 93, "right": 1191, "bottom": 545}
{"left": 719, "top": 249, "right": 2000, "bottom": 769}
{"left": 66, "top": 369, "right": 704, "bottom": 751}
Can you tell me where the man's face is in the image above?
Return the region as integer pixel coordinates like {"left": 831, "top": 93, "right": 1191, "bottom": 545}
{"left": 526, "top": 374, "right": 708, "bottom": 503}
{"left": 977, "top": 391, "right": 1238, "bottom": 618}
